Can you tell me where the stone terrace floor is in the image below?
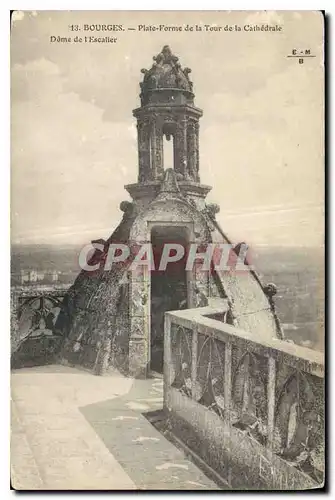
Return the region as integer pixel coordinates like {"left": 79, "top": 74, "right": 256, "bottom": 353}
{"left": 11, "top": 364, "right": 220, "bottom": 491}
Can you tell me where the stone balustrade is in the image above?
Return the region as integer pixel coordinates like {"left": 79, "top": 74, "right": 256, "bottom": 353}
{"left": 11, "top": 285, "right": 70, "bottom": 368}
{"left": 164, "top": 298, "right": 324, "bottom": 490}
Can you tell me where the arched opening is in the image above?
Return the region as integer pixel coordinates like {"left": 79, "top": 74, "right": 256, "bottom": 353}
{"left": 150, "top": 225, "right": 189, "bottom": 373}
{"left": 163, "top": 135, "right": 174, "bottom": 170}
{"left": 162, "top": 122, "right": 177, "bottom": 172}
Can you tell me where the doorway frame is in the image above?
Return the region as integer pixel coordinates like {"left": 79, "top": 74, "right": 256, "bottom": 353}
{"left": 148, "top": 221, "right": 195, "bottom": 373}
{"left": 128, "top": 220, "right": 196, "bottom": 378}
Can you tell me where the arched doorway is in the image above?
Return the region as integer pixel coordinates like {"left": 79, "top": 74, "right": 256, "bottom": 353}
{"left": 150, "top": 225, "right": 190, "bottom": 373}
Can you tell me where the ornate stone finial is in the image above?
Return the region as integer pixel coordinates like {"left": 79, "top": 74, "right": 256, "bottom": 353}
{"left": 139, "top": 45, "right": 193, "bottom": 99}
{"left": 184, "top": 67, "right": 193, "bottom": 90}
{"left": 206, "top": 203, "right": 220, "bottom": 218}
{"left": 153, "top": 45, "right": 179, "bottom": 66}
{"left": 263, "top": 282, "right": 284, "bottom": 340}
{"left": 119, "top": 201, "right": 133, "bottom": 213}
{"left": 263, "top": 283, "right": 278, "bottom": 298}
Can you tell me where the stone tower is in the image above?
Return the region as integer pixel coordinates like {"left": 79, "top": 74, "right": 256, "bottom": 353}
{"left": 127, "top": 45, "right": 211, "bottom": 210}
{"left": 56, "top": 46, "right": 282, "bottom": 378}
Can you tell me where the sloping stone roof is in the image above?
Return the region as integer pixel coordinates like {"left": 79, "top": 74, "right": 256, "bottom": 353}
{"left": 55, "top": 174, "right": 283, "bottom": 372}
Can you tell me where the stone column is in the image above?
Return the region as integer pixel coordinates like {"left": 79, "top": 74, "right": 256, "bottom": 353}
{"left": 224, "top": 340, "right": 232, "bottom": 487}
{"left": 128, "top": 269, "right": 150, "bottom": 378}
{"left": 155, "top": 128, "right": 164, "bottom": 178}
{"left": 191, "top": 322, "right": 198, "bottom": 400}
{"left": 224, "top": 342, "right": 232, "bottom": 417}
{"left": 175, "top": 117, "right": 188, "bottom": 178}
{"left": 149, "top": 117, "right": 163, "bottom": 180}
{"left": 187, "top": 121, "right": 197, "bottom": 181}
{"left": 194, "top": 121, "right": 200, "bottom": 182}
{"left": 137, "top": 120, "right": 150, "bottom": 183}
{"left": 163, "top": 312, "right": 172, "bottom": 409}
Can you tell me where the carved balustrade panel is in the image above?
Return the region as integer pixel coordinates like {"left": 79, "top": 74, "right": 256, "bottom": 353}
{"left": 12, "top": 293, "right": 65, "bottom": 367}
{"left": 196, "top": 334, "right": 226, "bottom": 418}
{"left": 170, "top": 324, "right": 192, "bottom": 397}
{"left": 165, "top": 307, "right": 324, "bottom": 485}
{"left": 17, "top": 296, "right": 63, "bottom": 340}
{"left": 230, "top": 347, "right": 268, "bottom": 445}
{"left": 274, "top": 369, "right": 324, "bottom": 482}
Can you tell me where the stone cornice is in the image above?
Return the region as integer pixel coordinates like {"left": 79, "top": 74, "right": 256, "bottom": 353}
{"left": 178, "top": 181, "right": 212, "bottom": 197}
{"left": 125, "top": 180, "right": 212, "bottom": 203}
{"left": 125, "top": 182, "right": 161, "bottom": 201}
{"left": 133, "top": 104, "right": 203, "bottom": 119}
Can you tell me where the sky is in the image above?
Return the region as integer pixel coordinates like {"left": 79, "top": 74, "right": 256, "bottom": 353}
{"left": 11, "top": 10, "right": 324, "bottom": 248}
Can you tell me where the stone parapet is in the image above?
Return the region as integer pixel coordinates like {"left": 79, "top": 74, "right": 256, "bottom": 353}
{"left": 164, "top": 302, "right": 324, "bottom": 489}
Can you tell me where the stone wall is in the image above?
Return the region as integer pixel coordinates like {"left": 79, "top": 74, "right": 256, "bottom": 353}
{"left": 164, "top": 304, "right": 324, "bottom": 490}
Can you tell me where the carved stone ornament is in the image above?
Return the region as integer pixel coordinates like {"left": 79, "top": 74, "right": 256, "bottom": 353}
{"left": 139, "top": 46, "right": 193, "bottom": 95}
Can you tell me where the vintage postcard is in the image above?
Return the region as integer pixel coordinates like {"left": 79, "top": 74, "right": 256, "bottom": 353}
{"left": 11, "top": 10, "right": 325, "bottom": 491}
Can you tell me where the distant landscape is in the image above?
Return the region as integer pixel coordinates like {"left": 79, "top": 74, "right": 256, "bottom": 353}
{"left": 11, "top": 244, "right": 324, "bottom": 352}
{"left": 251, "top": 246, "right": 324, "bottom": 352}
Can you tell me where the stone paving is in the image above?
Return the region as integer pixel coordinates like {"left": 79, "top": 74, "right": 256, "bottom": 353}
{"left": 11, "top": 364, "right": 220, "bottom": 490}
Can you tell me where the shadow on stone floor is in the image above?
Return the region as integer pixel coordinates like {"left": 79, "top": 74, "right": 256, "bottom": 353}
{"left": 79, "top": 378, "right": 221, "bottom": 490}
